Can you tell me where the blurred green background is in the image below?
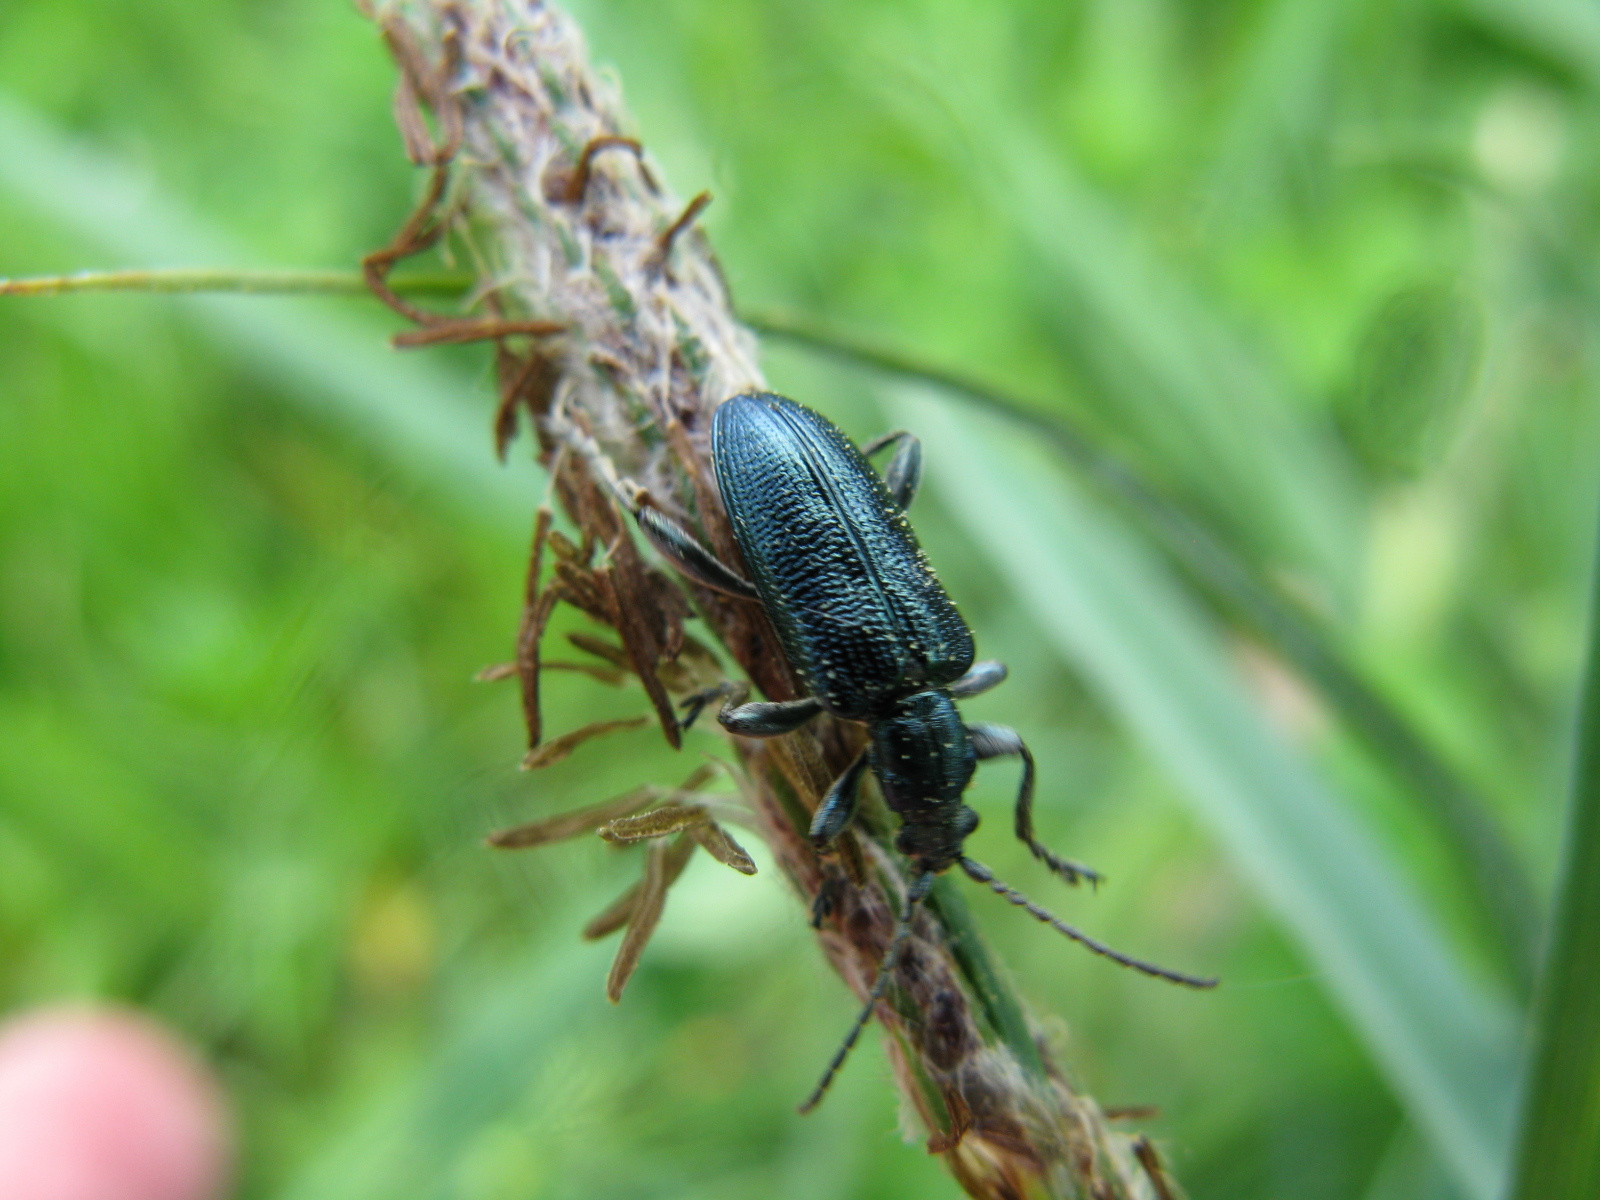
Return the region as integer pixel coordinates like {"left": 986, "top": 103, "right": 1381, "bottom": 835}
{"left": 2, "top": 0, "right": 1598, "bottom": 1197}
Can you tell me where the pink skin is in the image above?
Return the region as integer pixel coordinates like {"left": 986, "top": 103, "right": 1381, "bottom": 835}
{"left": 0, "top": 1008, "right": 232, "bottom": 1200}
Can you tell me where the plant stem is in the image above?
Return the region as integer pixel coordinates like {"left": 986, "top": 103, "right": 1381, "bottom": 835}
{"left": 0, "top": 267, "right": 469, "bottom": 297}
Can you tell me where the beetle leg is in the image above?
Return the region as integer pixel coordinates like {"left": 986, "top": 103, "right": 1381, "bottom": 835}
{"left": 719, "top": 693, "right": 825, "bottom": 737}
{"left": 950, "top": 659, "right": 1008, "bottom": 698}
{"left": 860, "top": 429, "right": 923, "bottom": 510}
{"left": 809, "top": 748, "right": 869, "bottom": 850}
{"left": 967, "top": 721, "right": 1102, "bottom": 888}
{"left": 634, "top": 506, "right": 759, "bottom": 599}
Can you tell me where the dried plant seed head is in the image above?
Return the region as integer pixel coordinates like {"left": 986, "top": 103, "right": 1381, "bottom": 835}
{"left": 371, "top": 1, "right": 1179, "bottom": 1194}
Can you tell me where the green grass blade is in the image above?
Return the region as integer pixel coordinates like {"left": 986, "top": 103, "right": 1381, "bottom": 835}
{"left": 1453, "top": 0, "right": 1600, "bottom": 90}
{"left": 896, "top": 386, "right": 1519, "bottom": 1200}
{"left": 1505, "top": 497, "right": 1600, "bottom": 1200}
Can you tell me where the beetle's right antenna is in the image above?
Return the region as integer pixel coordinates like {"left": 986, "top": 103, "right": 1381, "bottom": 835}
{"left": 798, "top": 869, "right": 935, "bottom": 1113}
{"left": 959, "top": 858, "right": 1217, "bottom": 989}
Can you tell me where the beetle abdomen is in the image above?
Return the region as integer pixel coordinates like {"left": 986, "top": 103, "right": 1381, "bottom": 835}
{"left": 712, "top": 392, "right": 973, "bottom": 717}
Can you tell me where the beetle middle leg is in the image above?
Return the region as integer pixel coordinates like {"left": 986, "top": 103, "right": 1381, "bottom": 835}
{"left": 860, "top": 429, "right": 923, "bottom": 510}
{"left": 967, "top": 721, "right": 1102, "bottom": 888}
{"left": 805, "top": 749, "right": 870, "bottom": 927}
{"left": 809, "top": 748, "right": 868, "bottom": 850}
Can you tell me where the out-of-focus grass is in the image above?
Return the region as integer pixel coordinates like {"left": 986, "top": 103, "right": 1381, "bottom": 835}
{"left": 3, "top": 1, "right": 1599, "bottom": 1198}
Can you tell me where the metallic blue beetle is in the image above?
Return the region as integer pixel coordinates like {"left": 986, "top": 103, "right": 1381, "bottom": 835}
{"left": 635, "top": 392, "right": 1214, "bottom": 1108}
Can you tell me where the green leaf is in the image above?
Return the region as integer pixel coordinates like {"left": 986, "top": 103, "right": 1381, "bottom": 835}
{"left": 895, "top": 386, "right": 1519, "bottom": 1200}
{"left": 1505, "top": 510, "right": 1600, "bottom": 1200}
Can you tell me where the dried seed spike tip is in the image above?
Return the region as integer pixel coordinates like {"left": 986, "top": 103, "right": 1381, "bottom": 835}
{"left": 690, "top": 821, "right": 757, "bottom": 875}
{"left": 645, "top": 190, "right": 712, "bottom": 274}
{"left": 583, "top": 884, "right": 640, "bottom": 940}
{"left": 1131, "top": 1137, "right": 1178, "bottom": 1200}
{"left": 560, "top": 134, "right": 645, "bottom": 205}
{"left": 520, "top": 715, "right": 649, "bottom": 770}
{"left": 606, "top": 836, "right": 673, "bottom": 1002}
{"left": 392, "top": 316, "right": 565, "bottom": 348}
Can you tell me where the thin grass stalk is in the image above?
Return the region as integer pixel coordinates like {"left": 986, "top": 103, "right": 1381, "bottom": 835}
{"left": 1504, "top": 476, "right": 1600, "bottom": 1200}
{"left": 368, "top": 1, "right": 1166, "bottom": 1195}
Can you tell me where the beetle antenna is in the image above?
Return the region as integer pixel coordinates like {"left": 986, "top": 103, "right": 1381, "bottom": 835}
{"left": 959, "top": 858, "right": 1217, "bottom": 989}
{"left": 798, "top": 870, "right": 935, "bottom": 1114}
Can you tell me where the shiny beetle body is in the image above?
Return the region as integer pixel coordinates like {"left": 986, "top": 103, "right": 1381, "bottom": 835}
{"left": 632, "top": 390, "right": 1214, "bottom": 1110}
{"left": 714, "top": 392, "right": 982, "bottom": 869}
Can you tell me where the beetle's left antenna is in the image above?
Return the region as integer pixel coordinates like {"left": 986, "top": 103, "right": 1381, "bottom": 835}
{"left": 959, "top": 858, "right": 1217, "bottom": 989}
{"left": 798, "top": 869, "right": 935, "bottom": 1113}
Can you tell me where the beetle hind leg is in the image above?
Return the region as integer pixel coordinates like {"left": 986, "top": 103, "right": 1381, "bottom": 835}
{"left": 860, "top": 429, "right": 923, "bottom": 511}
{"left": 967, "top": 721, "right": 1102, "bottom": 888}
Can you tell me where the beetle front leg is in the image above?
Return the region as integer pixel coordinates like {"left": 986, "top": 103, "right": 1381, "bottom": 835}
{"left": 634, "top": 505, "right": 760, "bottom": 599}
{"left": 967, "top": 722, "right": 1102, "bottom": 888}
{"left": 860, "top": 429, "right": 923, "bottom": 511}
{"left": 950, "top": 659, "right": 1008, "bottom": 698}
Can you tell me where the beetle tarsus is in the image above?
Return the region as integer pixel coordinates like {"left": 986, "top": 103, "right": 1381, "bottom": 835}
{"left": 809, "top": 871, "right": 845, "bottom": 929}
{"left": 678, "top": 681, "right": 737, "bottom": 731}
